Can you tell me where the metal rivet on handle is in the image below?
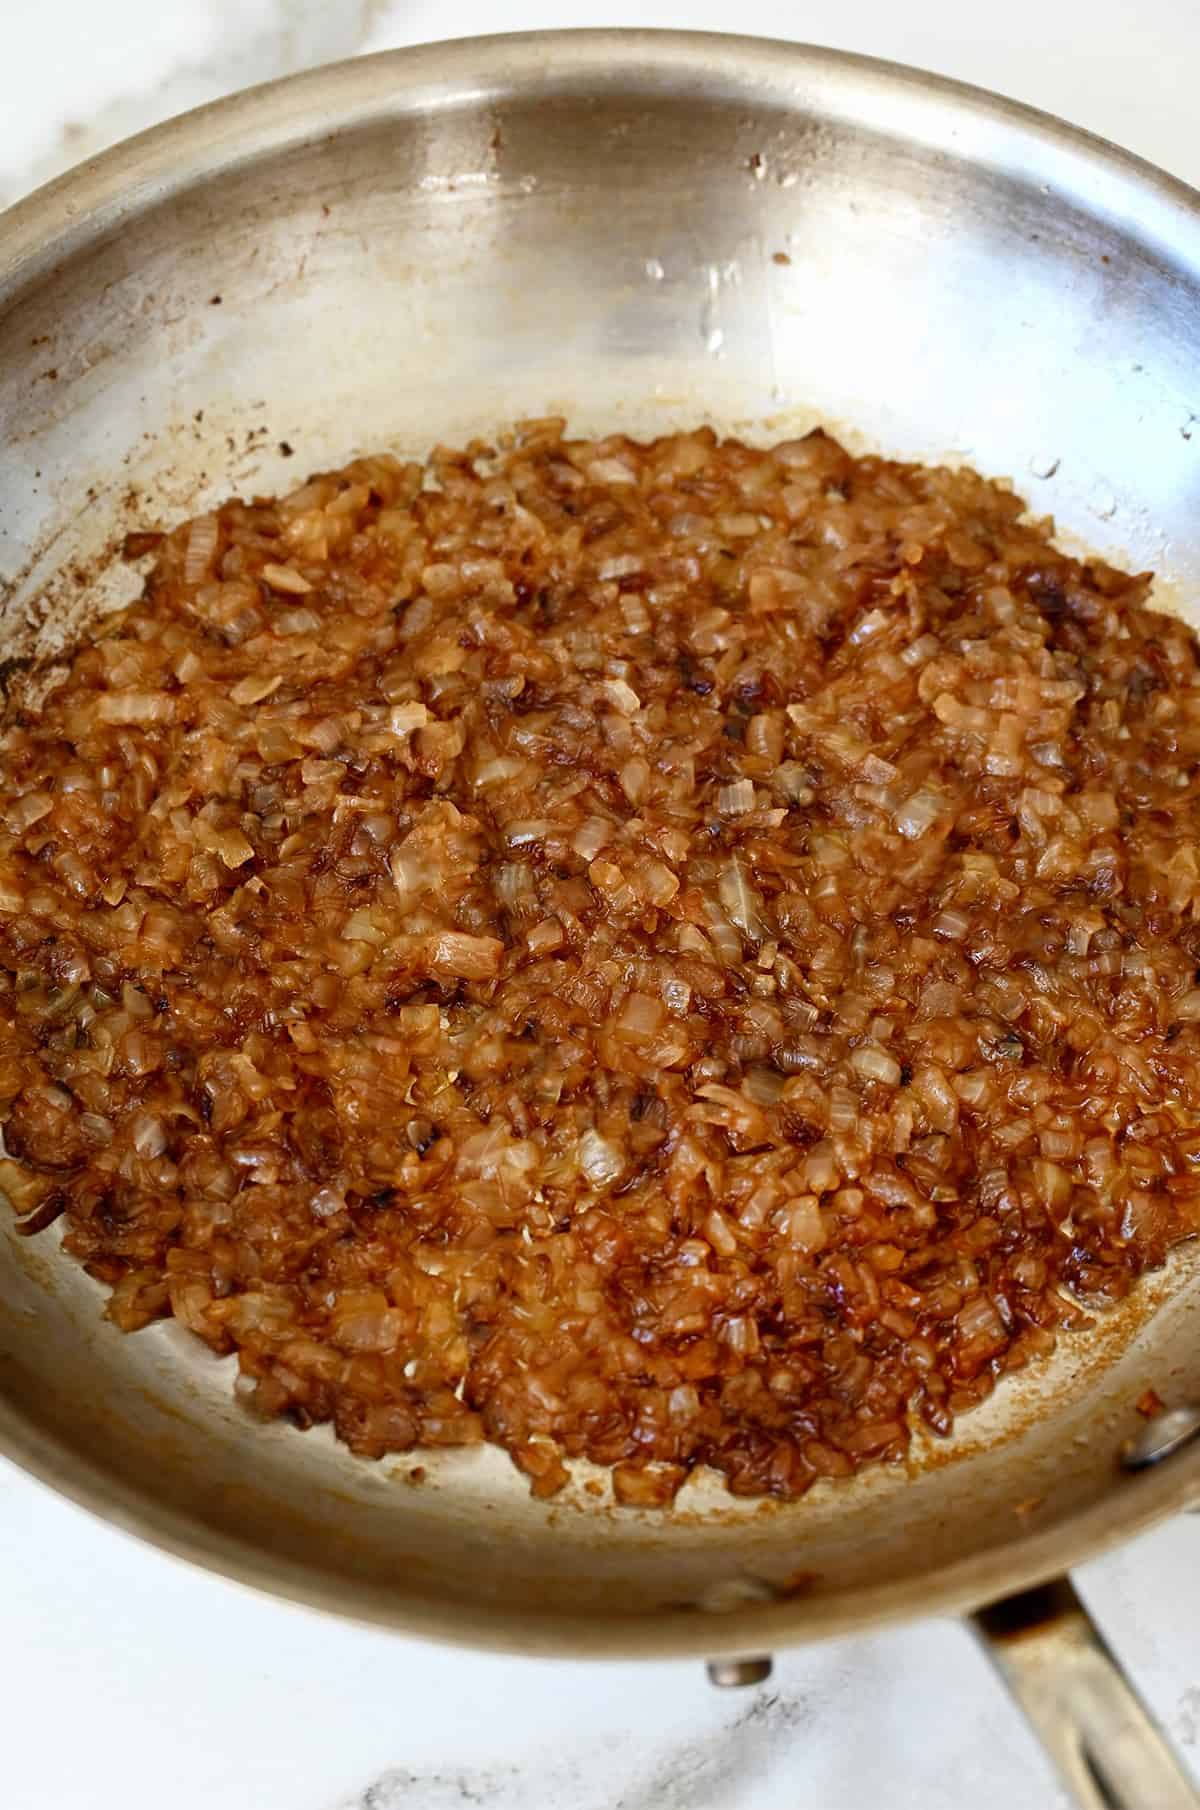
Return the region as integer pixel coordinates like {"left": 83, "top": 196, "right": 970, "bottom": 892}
{"left": 706, "top": 1657, "right": 773, "bottom": 1687}
{"left": 1119, "top": 1404, "right": 1200, "bottom": 1471}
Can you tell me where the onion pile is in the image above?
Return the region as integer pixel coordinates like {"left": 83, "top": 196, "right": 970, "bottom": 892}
{"left": 2, "top": 420, "right": 1200, "bottom": 1505}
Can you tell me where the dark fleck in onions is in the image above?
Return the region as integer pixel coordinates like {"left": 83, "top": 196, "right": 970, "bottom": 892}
{"left": 2, "top": 421, "right": 1200, "bottom": 1505}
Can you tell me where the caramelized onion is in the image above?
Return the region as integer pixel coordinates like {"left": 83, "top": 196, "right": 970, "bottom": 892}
{"left": 2, "top": 423, "right": 1200, "bottom": 1506}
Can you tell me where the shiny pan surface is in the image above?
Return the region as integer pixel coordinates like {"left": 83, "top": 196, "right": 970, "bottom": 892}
{"left": 2, "top": 31, "right": 1200, "bottom": 1658}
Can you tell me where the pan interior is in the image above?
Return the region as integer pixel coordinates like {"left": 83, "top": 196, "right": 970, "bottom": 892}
{"left": 3, "top": 35, "right": 1200, "bottom": 1653}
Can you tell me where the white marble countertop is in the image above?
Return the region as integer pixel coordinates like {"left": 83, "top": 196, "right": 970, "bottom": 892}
{"left": 4, "top": 3, "right": 1200, "bottom": 1807}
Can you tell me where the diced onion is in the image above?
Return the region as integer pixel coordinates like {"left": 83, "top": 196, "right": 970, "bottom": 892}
{"left": 3, "top": 417, "right": 1191, "bottom": 1516}
{"left": 894, "top": 790, "right": 943, "bottom": 839}
{"left": 577, "top": 1129, "right": 624, "bottom": 1187}
{"left": 850, "top": 1045, "right": 902, "bottom": 1087}
{"left": 262, "top": 563, "right": 313, "bottom": 595}
{"left": 718, "top": 779, "right": 755, "bottom": 815}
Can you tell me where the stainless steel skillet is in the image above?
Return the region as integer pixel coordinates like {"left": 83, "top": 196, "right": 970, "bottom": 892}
{"left": 2, "top": 31, "right": 1200, "bottom": 1808}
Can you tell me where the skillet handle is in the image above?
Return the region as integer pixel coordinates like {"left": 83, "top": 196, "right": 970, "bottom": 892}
{"left": 972, "top": 1576, "right": 1198, "bottom": 1810}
